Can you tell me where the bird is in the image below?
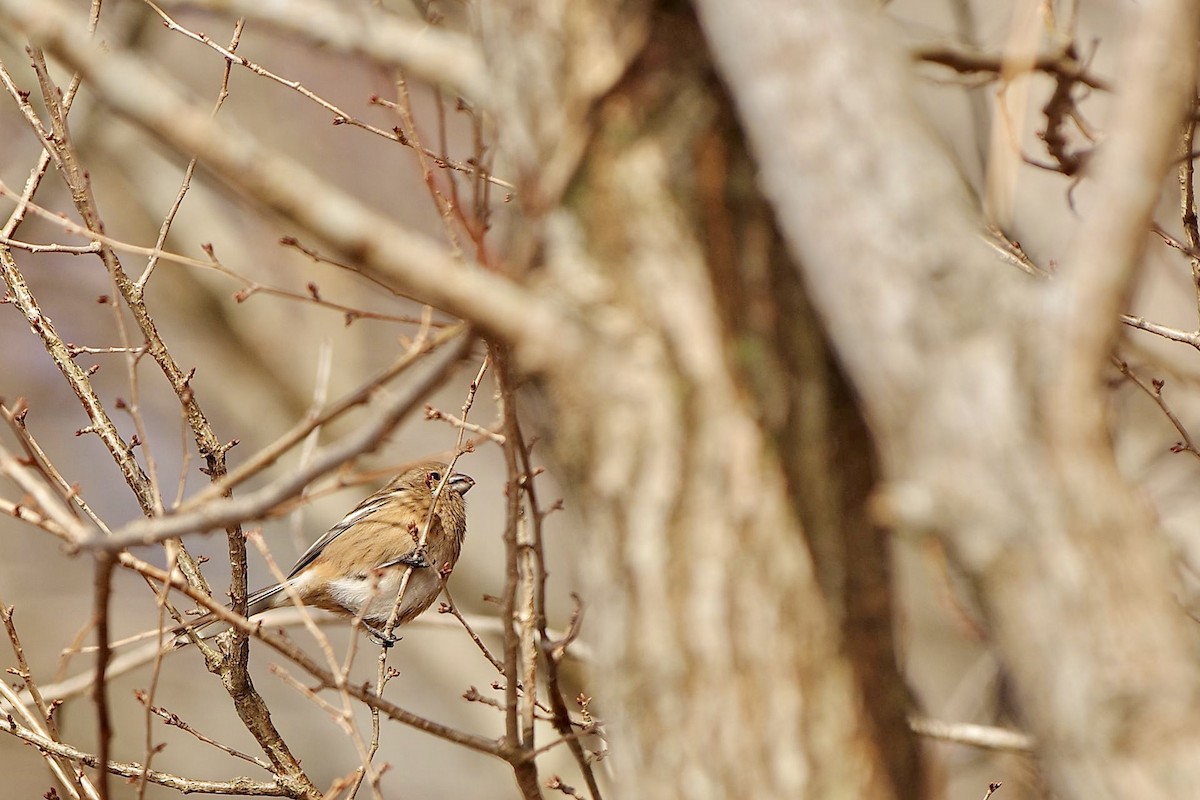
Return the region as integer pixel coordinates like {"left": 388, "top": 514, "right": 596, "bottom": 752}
{"left": 175, "top": 462, "right": 474, "bottom": 647}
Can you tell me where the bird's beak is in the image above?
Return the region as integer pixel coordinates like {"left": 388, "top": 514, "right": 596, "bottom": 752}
{"left": 448, "top": 473, "right": 475, "bottom": 495}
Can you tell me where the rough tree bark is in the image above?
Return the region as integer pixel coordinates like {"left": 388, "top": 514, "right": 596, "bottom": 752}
{"left": 481, "top": 2, "right": 905, "bottom": 798}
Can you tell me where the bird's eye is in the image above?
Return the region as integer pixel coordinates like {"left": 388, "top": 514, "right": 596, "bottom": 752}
{"left": 428, "top": 471, "right": 441, "bottom": 483}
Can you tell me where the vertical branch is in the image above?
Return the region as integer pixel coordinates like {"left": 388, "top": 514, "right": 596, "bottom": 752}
{"left": 0, "top": 0, "right": 97, "bottom": 240}
{"left": 495, "top": 350, "right": 524, "bottom": 750}
{"left": 0, "top": 603, "right": 98, "bottom": 800}
{"left": 1179, "top": 97, "right": 1200, "bottom": 321}
{"left": 492, "top": 342, "right": 543, "bottom": 800}
{"left": 513, "top": 419, "right": 603, "bottom": 799}
{"left": 92, "top": 552, "right": 115, "bottom": 800}
{"left": 517, "top": 509, "right": 538, "bottom": 747}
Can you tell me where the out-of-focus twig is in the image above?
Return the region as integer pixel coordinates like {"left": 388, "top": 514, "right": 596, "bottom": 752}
{"left": 153, "top": 0, "right": 487, "bottom": 101}
{"left": 908, "top": 715, "right": 1034, "bottom": 752}
{"left": 914, "top": 43, "right": 1111, "bottom": 91}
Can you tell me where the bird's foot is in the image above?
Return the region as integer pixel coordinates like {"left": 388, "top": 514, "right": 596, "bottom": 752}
{"left": 395, "top": 548, "right": 429, "bottom": 570}
{"left": 363, "top": 622, "right": 400, "bottom": 648}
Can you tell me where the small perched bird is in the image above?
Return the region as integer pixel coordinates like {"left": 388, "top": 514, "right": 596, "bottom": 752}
{"left": 176, "top": 462, "right": 474, "bottom": 646}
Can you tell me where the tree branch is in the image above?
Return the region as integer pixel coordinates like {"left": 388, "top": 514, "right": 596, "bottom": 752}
{"left": 907, "top": 716, "right": 1035, "bottom": 753}
{"left": 0, "top": 0, "right": 574, "bottom": 371}
{"left": 157, "top": 0, "right": 486, "bottom": 99}
{"left": 91, "top": 333, "right": 473, "bottom": 551}
{"left": 0, "top": 715, "right": 288, "bottom": 796}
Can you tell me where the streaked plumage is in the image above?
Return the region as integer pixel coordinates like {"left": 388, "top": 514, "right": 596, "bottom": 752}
{"left": 176, "top": 462, "right": 473, "bottom": 645}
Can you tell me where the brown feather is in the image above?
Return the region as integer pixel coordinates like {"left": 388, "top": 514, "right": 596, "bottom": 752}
{"left": 174, "top": 462, "right": 472, "bottom": 644}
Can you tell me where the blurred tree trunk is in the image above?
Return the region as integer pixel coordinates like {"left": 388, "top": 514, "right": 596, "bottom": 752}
{"left": 484, "top": 3, "right": 911, "bottom": 798}
{"left": 483, "top": 0, "right": 1200, "bottom": 799}
{"left": 691, "top": 2, "right": 1200, "bottom": 799}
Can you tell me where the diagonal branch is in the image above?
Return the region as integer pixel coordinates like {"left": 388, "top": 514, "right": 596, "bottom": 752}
{"left": 92, "top": 333, "right": 473, "bottom": 551}
{"left": 0, "top": 0, "right": 574, "bottom": 371}
{"left": 121, "top": 554, "right": 507, "bottom": 759}
{"left": 156, "top": 0, "right": 486, "bottom": 99}
{"left": 0, "top": 714, "right": 288, "bottom": 796}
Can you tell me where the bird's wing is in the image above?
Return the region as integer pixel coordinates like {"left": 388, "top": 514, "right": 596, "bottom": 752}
{"left": 285, "top": 487, "right": 407, "bottom": 579}
{"left": 172, "top": 582, "right": 290, "bottom": 646}
{"left": 245, "top": 582, "right": 290, "bottom": 616}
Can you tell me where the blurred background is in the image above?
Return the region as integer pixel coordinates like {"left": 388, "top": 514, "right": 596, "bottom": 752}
{"left": 2, "top": 0, "right": 1199, "bottom": 798}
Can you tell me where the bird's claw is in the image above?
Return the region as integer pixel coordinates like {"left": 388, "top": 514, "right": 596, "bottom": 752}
{"left": 396, "top": 549, "right": 429, "bottom": 570}
{"left": 363, "top": 623, "right": 400, "bottom": 648}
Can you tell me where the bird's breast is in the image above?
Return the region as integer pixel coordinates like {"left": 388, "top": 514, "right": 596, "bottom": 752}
{"left": 326, "top": 567, "right": 444, "bottom": 625}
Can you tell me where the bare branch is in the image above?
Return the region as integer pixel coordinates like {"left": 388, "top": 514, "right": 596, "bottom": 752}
{"left": 122, "top": 554, "right": 506, "bottom": 758}
{"left": 91, "top": 333, "right": 473, "bottom": 551}
{"left": 0, "top": 714, "right": 288, "bottom": 795}
{"left": 1113, "top": 359, "right": 1200, "bottom": 458}
{"left": 908, "top": 716, "right": 1034, "bottom": 753}
{"left": 155, "top": 0, "right": 487, "bottom": 99}
{"left": 914, "top": 43, "right": 1111, "bottom": 91}
{"left": 0, "top": 0, "right": 573, "bottom": 370}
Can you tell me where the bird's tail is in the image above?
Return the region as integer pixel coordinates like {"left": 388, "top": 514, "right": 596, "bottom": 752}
{"left": 171, "top": 583, "right": 288, "bottom": 648}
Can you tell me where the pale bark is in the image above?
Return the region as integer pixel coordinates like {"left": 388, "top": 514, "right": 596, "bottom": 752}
{"left": 694, "top": 1, "right": 1200, "bottom": 798}
{"left": 480, "top": 5, "right": 897, "bottom": 797}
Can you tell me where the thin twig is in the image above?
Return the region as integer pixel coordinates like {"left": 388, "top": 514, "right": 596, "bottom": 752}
{"left": 1179, "top": 96, "right": 1200, "bottom": 322}
{"left": 0, "top": 237, "right": 101, "bottom": 254}
{"left": 426, "top": 404, "right": 506, "bottom": 443}
{"left": 1119, "top": 314, "right": 1200, "bottom": 350}
{"left": 144, "top": 1, "right": 508, "bottom": 190}
{"left": 1113, "top": 358, "right": 1200, "bottom": 459}
{"left": 92, "top": 553, "right": 116, "bottom": 800}
{"left": 914, "top": 43, "right": 1111, "bottom": 91}
{"left": 86, "top": 335, "right": 472, "bottom": 551}
{"left": 134, "top": 690, "right": 272, "bottom": 770}
{"left": 0, "top": 714, "right": 289, "bottom": 795}
{"left": 439, "top": 583, "right": 505, "bottom": 673}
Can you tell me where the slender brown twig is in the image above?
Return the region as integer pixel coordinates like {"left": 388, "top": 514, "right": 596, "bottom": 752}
{"left": 496, "top": 345, "right": 603, "bottom": 800}
{"left": 493, "top": 343, "right": 547, "bottom": 800}
{"left": 0, "top": 714, "right": 288, "bottom": 796}
{"left": 1113, "top": 358, "right": 1200, "bottom": 459}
